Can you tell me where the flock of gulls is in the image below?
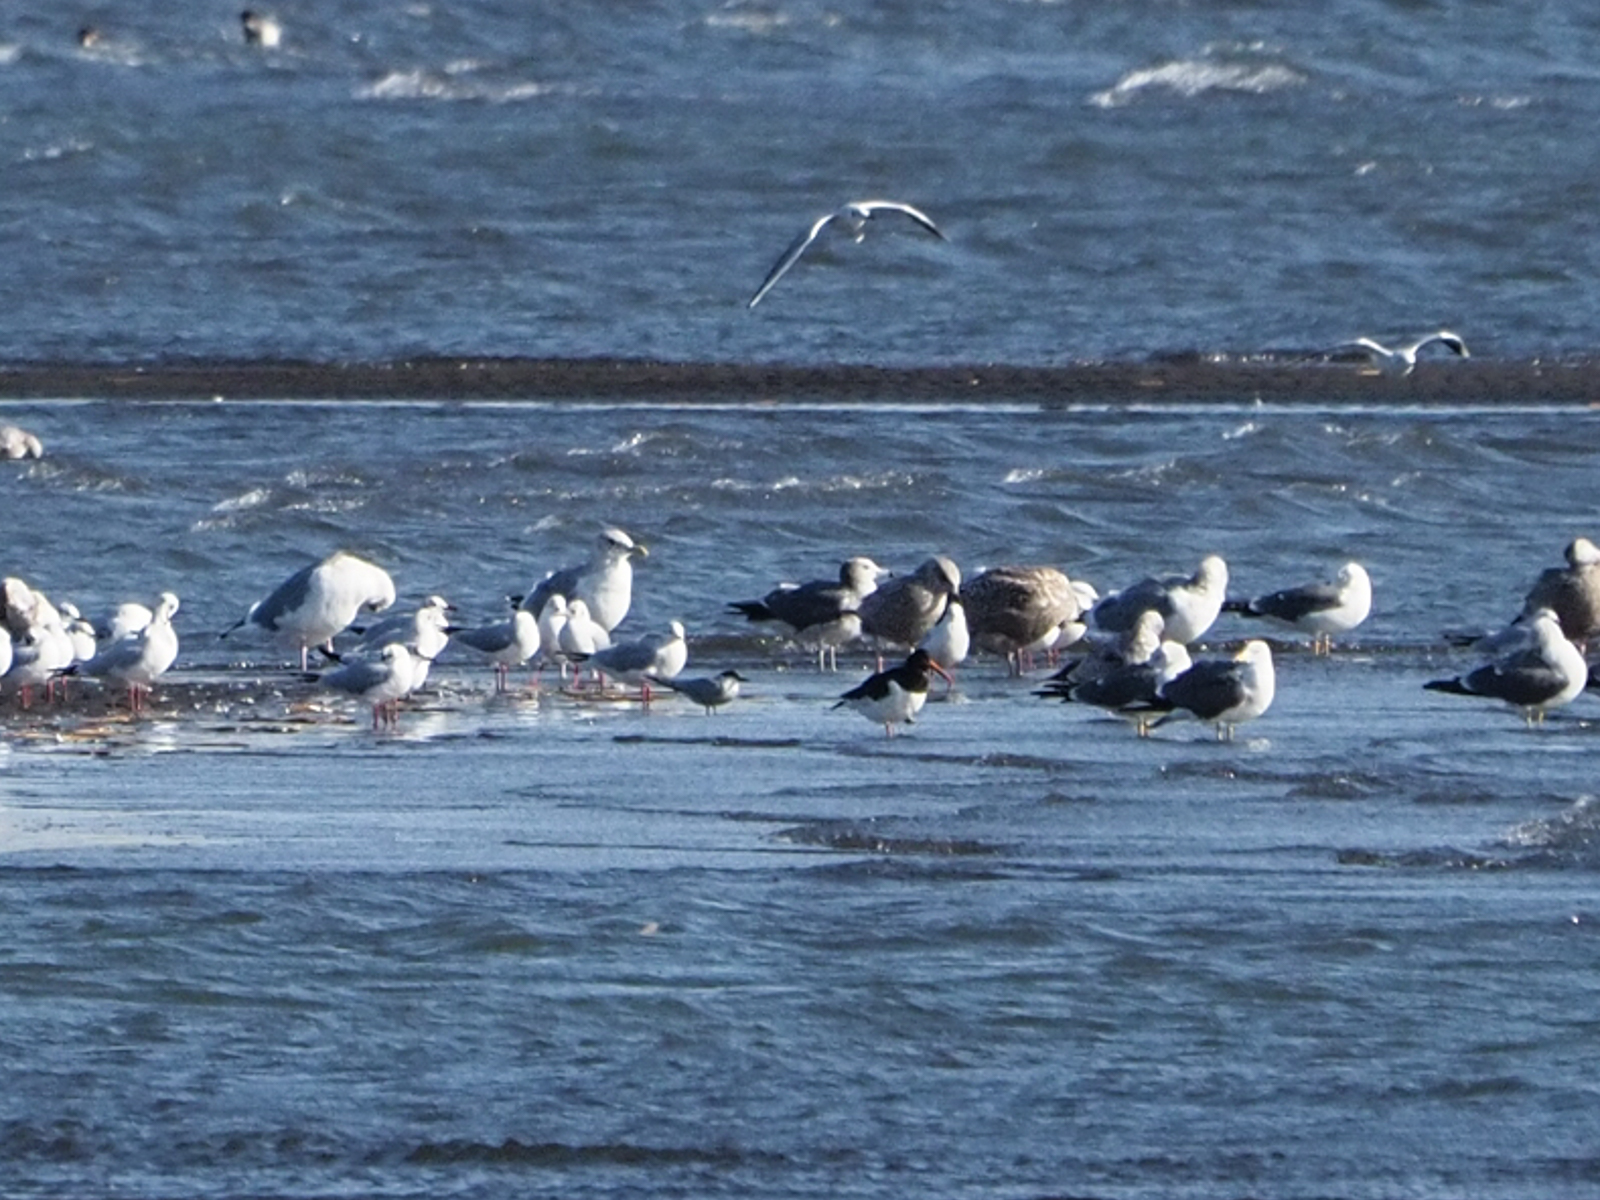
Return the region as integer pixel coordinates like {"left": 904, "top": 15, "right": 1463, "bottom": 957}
{"left": 3, "top": 522, "right": 1598, "bottom": 740}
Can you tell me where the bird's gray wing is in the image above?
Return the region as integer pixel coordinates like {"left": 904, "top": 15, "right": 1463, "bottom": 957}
{"left": 1161, "top": 661, "right": 1245, "bottom": 720}
{"left": 249, "top": 562, "right": 318, "bottom": 631}
{"left": 522, "top": 566, "right": 581, "bottom": 616}
{"left": 454, "top": 623, "right": 515, "bottom": 654}
{"left": 1251, "top": 580, "right": 1343, "bottom": 623}
{"left": 762, "top": 580, "right": 852, "bottom": 631}
{"left": 322, "top": 657, "right": 392, "bottom": 696}
{"left": 748, "top": 213, "right": 836, "bottom": 308}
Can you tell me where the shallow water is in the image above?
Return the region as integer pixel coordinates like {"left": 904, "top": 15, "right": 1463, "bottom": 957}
{"left": 3, "top": 396, "right": 1599, "bottom": 1197}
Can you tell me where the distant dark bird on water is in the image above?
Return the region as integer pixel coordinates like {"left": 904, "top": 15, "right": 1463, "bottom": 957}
{"left": 241, "top": 10, "right": 282, "bottom": 47}
{"left": 747, "top": 200, "right": 948, "bottom": 308}
{"left": 833, "top": 648, "right": 952, "bottom": 737}
{"left": 1335, "top": 331, "right": 1468, "bottom": 376}
{"left": 1223, "top": 561, "right": 1372, "bottom": 654}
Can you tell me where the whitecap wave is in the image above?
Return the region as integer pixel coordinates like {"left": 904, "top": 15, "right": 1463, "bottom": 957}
{"left": 1090, "top": 58, "right": 1304, "bottom": 108}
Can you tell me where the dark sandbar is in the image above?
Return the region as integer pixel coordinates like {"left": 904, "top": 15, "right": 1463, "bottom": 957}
{"left": 1, "top": 356, "right": 1597, "bottom": 404}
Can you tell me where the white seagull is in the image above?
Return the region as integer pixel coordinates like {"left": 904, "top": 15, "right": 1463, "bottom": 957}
{"left": 224, "top": 550, "right": 396, "bottom": 670}
{"left": 1337, "top": 331, "right": 1468, "bottom": 376}
{"left": 314, "top": 643, "right": 416, "bottom": 729}
{"left": 521, "top": 527, "right": 646, "bottom": 634}
{"left": 748, "top": 199, "right": 948, "bottom": 308}
{"left": 452, "top": 604, "right": 542, "bottom": 692}
{"left": 1224, "top": 561, "right": 1372, "bottom": 654}
{"left": 1092, "top": 555, "right": 1229, "bottom": 646}
{"left": 75, "top": 592, "right": 180, "bottom": 717}
{"left": 585, "top": 620, "right": 689, "bottom": 702}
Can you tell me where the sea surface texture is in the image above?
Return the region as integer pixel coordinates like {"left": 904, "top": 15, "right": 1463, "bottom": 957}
{"left": 3, "top": 0, "right": 1600, "bottom": 364}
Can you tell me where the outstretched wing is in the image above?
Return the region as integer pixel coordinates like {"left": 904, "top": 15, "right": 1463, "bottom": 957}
{"left": 748, "top": 212, "right": 837, "bottom": 308}
{"left": 857, "top": 200, "right": 947, "bottom": 241}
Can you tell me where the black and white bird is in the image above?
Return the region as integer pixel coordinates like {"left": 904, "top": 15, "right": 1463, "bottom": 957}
{"left": 1224, "top": 561, "right": 1372, "bottom": 654}
{"left": 520, "top": 527, "right": 647, "bottom": 635}
{"left": 832, "top": 648, "right": 953, "bottom": 737}
{"left": 727, "top": 556, "right": 888, "bottom": 670}
{"left": 1336, "top": 331, "right": 1468, "bottom": 376}
{"left": 241, "top": 10, "right": 282, "bottom": 47}
{"left": 224, "top": 551, "right": 396, "bottom": 670}
{"left": 1036, "top": 610, "right": 1191, "bottom": 735}
{"left": 652, "top": 669, "right": 748, "bottom": 714}
{"left": 917, "top": 592, "right": 970, "bottom": 674}
{"left": 748, "top": 200, "right": 948, "bottom": 308}
{"left": 1425, "top": 607, "right": 1587, "bottom": 725}
{"left": 1092, "top": 555, "right": 1229, "bottom": 646}
{"left": 1150, "top": 638, "right": 1276, "bottom": 740}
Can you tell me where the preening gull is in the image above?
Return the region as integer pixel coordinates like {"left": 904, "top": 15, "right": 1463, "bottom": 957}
{"left": 1519, "top": 536, "right": 1600, "bottom": 648}
{"left": 652, "top": 669, "right": 748, "bottom": 714}
{"left": 314, "top": 642, "right": 415, "bottom": 729}
{"left": 1150, "top": 638, "right": 1276, "bottom": 740}
{"left": 2, "top": 580, "right": 73, "bottom": 706}
{"left": 1092, "top": 555, "right": 1228, "bottom": 645}
{"left": 1224, "top": 561, "right": 1372, "bottom": 654}
{"left": 225, "top": 550, "right": 396, "bottom": 670}
{"left": 833, "top": 648, "right": 953, "bottom": 738}
{"left": 74, "top": 592, "right": 180, "bottom": 716}
{"left": 94, "top": 601, "right": 155, "bottom": 643}
{"left": 0, "top": 424, "right": 43, "bottom": 459}
{"left": 1336, "top": 331, "right": 1468, "bottom": 376}
{"left": 56, "top": 603, "right": 98, "bottom": 663}
{"left": 727, "top": 556, "right": 887, "bottom": 670}
{"left": 585, "top": 620, "right": 689, "bottom": 701}
{"left": 748, "top": 199, "right": 948, "bottom": 308}
{"left": 521, "top": 527, "right": 646, "bottom": 634}
{"left": 961, "top": 565, "right": 1080, "bottom": 673}
{"left": 1425, "top": 607, "right": 1587, "bottom": 725}
{"left": 859, "top": 556, "right": 962, "bottom": 650}
{"left": 452, "top": 604, "right": 541, "bottom": 691}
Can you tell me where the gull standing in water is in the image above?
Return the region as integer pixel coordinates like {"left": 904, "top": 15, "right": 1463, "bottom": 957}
{"left": 1425, "top": 607, "right": 1587, "bottom": 726}
{"left": 1036, "top": 611, "right": 1191, "bottom": 735}
{"left": 74, "top": 592, "right": 180, "bottom": 717}
{"left": 1336, "top": 331, "right": 1468, "bottom": 376}
{"left": 343, "top": 595, "right": 455, "bottom": 692}
{"left": 452, "top": 603, "right": 542, "bottom": 692}
{"left": 585, "top": 620, "right": 689, "bottom": 702}
{"left": 1149, "top": 639, "right": 1276, "bottom": 740}
{"left": 727, "top": 556, "right": 888, "bottom": 670}
{"left": 314, "top": 643, "right": 415, "bottom": 730}
{"left": 521, "top": 527, "right": 646, "bottom": 635}
{"left": 224, "top": 551, "right": 396, "bottom": 670}
{"left": 1224, "top": 562, "right": 1372, "bottom": 654}
{"left": 652, "top": 669, "right": 748, "bottom": 714}
{"left": 1092, "top": 555, "right": 1229, "bottom": 645}
{"left": 747, "top": 200, "right": 948, "bottom": 308}
{"left": 833, "top": 648, "right": 953, "bottom": 738}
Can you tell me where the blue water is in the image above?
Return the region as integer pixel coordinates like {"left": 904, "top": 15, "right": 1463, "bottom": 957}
{"left": 6, "top": 1, "right": 1600, "bottom": 1194}
{"left": 4, "top": 398, "right": 1600, "bottom": 1197}
{"left": 6, "top": 1, "right": 1600, "bottom": 363}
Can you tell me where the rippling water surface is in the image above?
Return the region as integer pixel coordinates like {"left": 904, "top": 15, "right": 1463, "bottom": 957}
{"left": 3, "top": 397, "right": 1600, "bottom": 1198}
{"left": 6, "top": 0, "right": 1600, "bottom": 363}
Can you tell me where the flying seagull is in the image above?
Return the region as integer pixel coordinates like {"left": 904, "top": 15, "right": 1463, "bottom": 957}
{"left": 1336, "top": 331, "right": 1468, "bottom": 376}
{"left": 748, "top": 200, "right": 947, "bottom": 308}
